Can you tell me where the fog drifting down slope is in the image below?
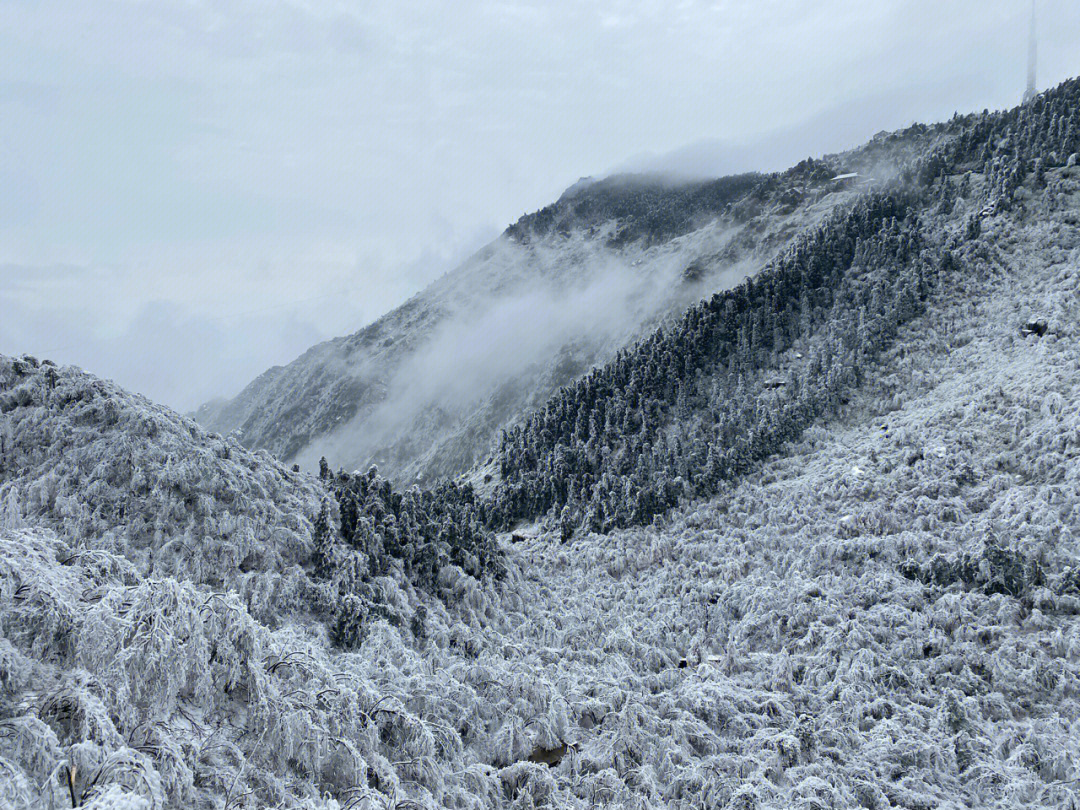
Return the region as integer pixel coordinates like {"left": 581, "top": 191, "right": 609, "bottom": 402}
{"left": 296, "top": 221, "right": 759, "bottom": 477}
{"left": 295, "top": 175, "right": 860, "bottom": 483}
{"left": 199, "top": 162, "right": 875, "bottom": 484}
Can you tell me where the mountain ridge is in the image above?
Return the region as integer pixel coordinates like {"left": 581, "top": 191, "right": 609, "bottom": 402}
{"left": 195, "top": 120, "right": 950, "bottom": 485}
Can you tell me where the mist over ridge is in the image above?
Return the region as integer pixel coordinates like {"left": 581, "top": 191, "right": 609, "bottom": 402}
{"left": 197, "top": 110, "right": 937, "bottom": 484}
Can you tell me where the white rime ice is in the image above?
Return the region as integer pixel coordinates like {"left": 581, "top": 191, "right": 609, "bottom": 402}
{"left": 4, "top": 90, "right": 1080, "bottom": 808}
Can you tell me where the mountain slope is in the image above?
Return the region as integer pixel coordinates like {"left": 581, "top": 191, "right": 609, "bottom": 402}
{"left": 475, "top": 189, "right": 1080, "bottom": 806}
{"left": 4, "top": 81, "right": 1080, "bottom": 809}
{"left": 483, "top": 77, "right": 1080, "bottom": 538}
{"left": 196, "top": 129, "right": 941, "bottom": 485}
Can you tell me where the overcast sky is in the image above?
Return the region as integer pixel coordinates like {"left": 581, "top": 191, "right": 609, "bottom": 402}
{"left": 2, "top": 0, "right": 1078, "bottom": 411}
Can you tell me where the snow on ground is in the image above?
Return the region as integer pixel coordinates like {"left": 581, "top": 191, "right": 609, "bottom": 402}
{"left": 346, "top": 175, "right": 1080, "bottom": 808}
{"left": 2, "top": 172, "right": 1079, "bottom": 808}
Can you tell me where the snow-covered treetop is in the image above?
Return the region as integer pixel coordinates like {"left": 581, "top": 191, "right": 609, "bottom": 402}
{"left": 0, "top": 354, "right": 323, "bottom": 600}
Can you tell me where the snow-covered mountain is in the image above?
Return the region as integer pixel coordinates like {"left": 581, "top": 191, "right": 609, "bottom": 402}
{"left": 0, "top": 354, "right": 323, "bottom": 601}
{"left": 0, "top": 353, "right": 504, "bottom": 809}
{"left": 4, "top": 79, "right": 1080, "bottom": 809}
{"left": 195, "top": 129, "right": 938, "bottom": 485}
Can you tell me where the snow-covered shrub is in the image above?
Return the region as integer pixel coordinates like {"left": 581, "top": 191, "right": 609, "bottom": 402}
{"left": 0, "top": 356, "right": 323, "bottom": 620}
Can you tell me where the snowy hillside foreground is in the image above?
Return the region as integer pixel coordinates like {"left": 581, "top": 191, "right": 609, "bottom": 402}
{"left": 3, "top": 179, "right": 1080, "bottom": 810}
{"left": 0, "top": 356, "right": 325, "bottom": 606}
{"left": 0, "top": 358, "right": 504, "bottom": 808}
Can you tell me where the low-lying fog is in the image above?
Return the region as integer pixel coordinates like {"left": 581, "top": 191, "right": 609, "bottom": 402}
{"left": 295, "top": 223, "right": 757, "bottom": 478}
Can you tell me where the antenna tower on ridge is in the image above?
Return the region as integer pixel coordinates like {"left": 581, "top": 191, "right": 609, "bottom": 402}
{"left": 1024, "top": 1, "right": 1038, "bottom": 104}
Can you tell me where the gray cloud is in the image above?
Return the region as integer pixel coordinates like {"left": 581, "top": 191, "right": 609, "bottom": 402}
{"left": 2, "top": 0, "right": 1077, "bottom": 409}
